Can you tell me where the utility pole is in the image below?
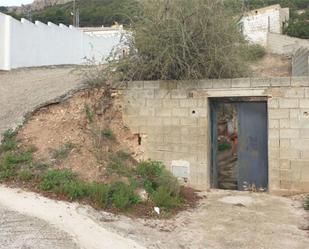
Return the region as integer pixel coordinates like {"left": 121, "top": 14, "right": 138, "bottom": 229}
{"left": 73, "top": 0, "right": 76, "bottom": 27}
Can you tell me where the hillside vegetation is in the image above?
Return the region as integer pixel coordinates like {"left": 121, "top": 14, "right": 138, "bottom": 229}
{"left": 1, "top": 0, "right": 308, "bottom": 38}
{"left": 1, "top": 0, "right": 141, "bottom": 27}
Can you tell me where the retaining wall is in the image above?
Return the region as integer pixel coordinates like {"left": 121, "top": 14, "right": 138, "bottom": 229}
{"left": 267, "top": 33, "right": 309, "bottom": 55}
{"left": 0, "top": 12, "right": 124, "bottom": 70}
{"left": 292, "top": 48, "right": 309, "bottom": 77}
{"left": 123, "top": 76, "right": 309, "bottom": 194}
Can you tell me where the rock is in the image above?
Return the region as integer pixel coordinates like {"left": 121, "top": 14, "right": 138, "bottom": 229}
{"left": 135, "top": 188, "right": 148, "bottom": 201}
{"left": 298, "top": 220, "right": 309, "bottom": 230}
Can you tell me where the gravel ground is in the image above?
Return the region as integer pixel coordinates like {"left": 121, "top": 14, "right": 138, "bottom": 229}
{"left": 0, "top": 66, "right": 84, "bottom": 138}
{"left": 0, "top": 204, "right": 78, "bottom": 249}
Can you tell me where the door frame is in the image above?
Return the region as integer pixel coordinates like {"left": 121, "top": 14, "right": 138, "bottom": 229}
{"left": 209, "top": 97, "right": 269, "bottom": 190}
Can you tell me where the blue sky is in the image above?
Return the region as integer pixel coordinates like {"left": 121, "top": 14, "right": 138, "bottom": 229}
{"left": 0, "top": 0, "right": 33, "bottom": 6}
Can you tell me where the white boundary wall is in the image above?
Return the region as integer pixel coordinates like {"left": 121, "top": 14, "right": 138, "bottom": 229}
{"left": 0, "top": 12, "right": 124, "bottom": 70}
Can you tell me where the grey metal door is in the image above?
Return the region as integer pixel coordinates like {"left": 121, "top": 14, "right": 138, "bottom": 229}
{"left": 237, "top": 102, "right": 268, "bottom": 191}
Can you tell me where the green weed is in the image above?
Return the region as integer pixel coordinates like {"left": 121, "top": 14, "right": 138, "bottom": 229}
{"left": 137, "top": 161, "right": 163, "bottom": 179}
{"left": 40, "top": 169, "right": 76, "bottom": 192}
{"left": 152, "top": 186, "right": 181, "bottom": 209}
{"left": 305, "top": 198, "right": 309, "bottom": 210}
{"left": 0, "top": 129, "right": 18, "bottom": 152}
{"left": 50, "top": 142, "right": 76, "bottom": 160}
{"left": 88, "top": 183, "right": 110, "bottom": 207}
{"left": 110, "top": 181, "right": 140, "bottom": 210}
{"left": 62, "top": 181, "right": 88, "bottom": 200}
{"left": 107, "top": 151, "right": 133, "bottom": 177}
{"left": 85, "top": 105, "right": 94, "bottom": 123}
{"left": 101, "top": 129, "right": 114, "bottom": 139}
{"left": 18, "top": 170, "right": 33, "bottom": 182}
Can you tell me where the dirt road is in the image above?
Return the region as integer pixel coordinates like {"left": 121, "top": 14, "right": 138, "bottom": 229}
{"left": 0, "top": 67, "right": 84, "bottom": 138}
{"left": 0, "top": 187, "right": 308, "bottom": 249}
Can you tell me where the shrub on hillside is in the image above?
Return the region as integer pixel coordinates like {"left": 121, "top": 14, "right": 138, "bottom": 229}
{"left": 114, "top": 0, "right": 253, "bottom": 81}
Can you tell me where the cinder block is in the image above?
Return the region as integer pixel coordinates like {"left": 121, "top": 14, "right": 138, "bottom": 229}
{"left": 154, "top": 89, "right": 171, "bottom": 99}
{"left": 177, "top": 80, "right": 199, "bottom": 89}
{"left": 290, "top": 139, "right": 309, "bottom": 150}
{"left": 181, "top": 126, "right": 206, "bottom": 136}
{"left": 164, "top": 134, "right": 182, "bottom": 143}
{"left": 269, "top": 159, "right": 279, "bottom": 169}
{"left": 280, "top": 180, "right": 291, "bottom": 189}
{"left": 155, "top": 108, "right": 172, "bottom": 117}
{"left": 189, "top": 108, "right": 207, "bottom": 117}
{"left": 269, "top": 129, "right": 280, "bottom": 139}
{"left": 279, "top": 148, "right": 301, "bottom": 159}
{"left": 300, "top": 129, "right": 309, "bottom": 138}
{"left": 301, "top": 149, "right": 309, "bottom": 160}
{"left": 147, "top": 134, "right": 164, "bottom": 143}
{"left": 300, "top": 99, "right": 309, "bottom": 108}
{"left": 291, "top": 76, "right": 309, "bottom": 87}
{"left": 159, "top": 81, "right": 177, "bottom": 90}
{"left": 147, "top": 99, "right": 162, "bottom": 107}
{"left": 268, "top": 98, "right": 279, "bottom": 108}
{"left": 270, "top": 77, "right": 291, "bottom": 87}
{"left": 212, "top": 79, "right": 232, "bottom": 88}
{"left": 139, "top": 108, "right": 155, "bottom": 116}
{"left": 181, "top": 134, "right": 207, "bottom": 145}
{"left": 269, "top": 119, "right": 279, "bottom": 129}
{"left": 162, "top": 117, "right": 180, "bottom": 125}
{"left": 179, "top": 99, "right": 198, "bottom": 107}
{"left": 279, "top": 169, "right": 291, "bottom": 181}
{"left": 279, "top": 139, "right": 290, "bottom": 148}
{"left": 171, "top": 89, "right": 188, "bottom": 99}
{"left": 127, "top": 81, "right": 144, "bottom": 89}
{"left": 269, "top": 147, "right": 279, "bottom": 159}
{"left": 279, "top": 159, "right": 291, "bottom": 169}
{"left": 269, "top": 139, "right": 279, "bottom": 148}
{"left": 283, "top": 88, "right": 305, "bottom": 98}
{"left": 268, "top": 109, "right": 289, "bottom": 119}
{"left": 251, "top": 78, "right": 271, "bottom": 87}
{"left": 180, "top": 117, "right": 198, "bottom": 126}
{"left": 143, "top": 117, "right": 162, "bottom": 126}
{"left": 162, "top": 99, "right": 179, "bottom": 108}
{"left": 198, "top": 80, "right": 213, "bottom": 89}
{"left": 279, "top": 119, "right": 290, "bottom": 128}
{"left": 280, "top": 129, "right": 300, "bottom": 139}
{"left": 279, "top": 98, "right": 299, "bottom": 108}
{"left": 143, "top": 81, "right": 160, "bottom": 89}
{"left": 290, "top": 109, "right": 300, "bottom": 118}
{"left": 123, "top": 105, "right": 140, "bottom": 116}
{"left": 172, "top": 108, "right": 189, "bottom": 117}
{"left": 268, "top": 87, "right": 284, "bottom": 97}
{"left": 290, "top": 119, "right": 309, "bottom": 129}
{"left": 124, "top": 90, "right": 145, "bottom": 101}
{"left": 231, "top": 78, "right": 251, "bottom": 88}
{"left": 306, "top": 88, "right": 309, "bottom": 98}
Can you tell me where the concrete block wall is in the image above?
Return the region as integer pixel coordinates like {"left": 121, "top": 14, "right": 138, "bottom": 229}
{"left": 292, "top": 48, "right": 309, "bottom": 77}
{"left": 123, "top": 76, "right": 309, "bottom": 194}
